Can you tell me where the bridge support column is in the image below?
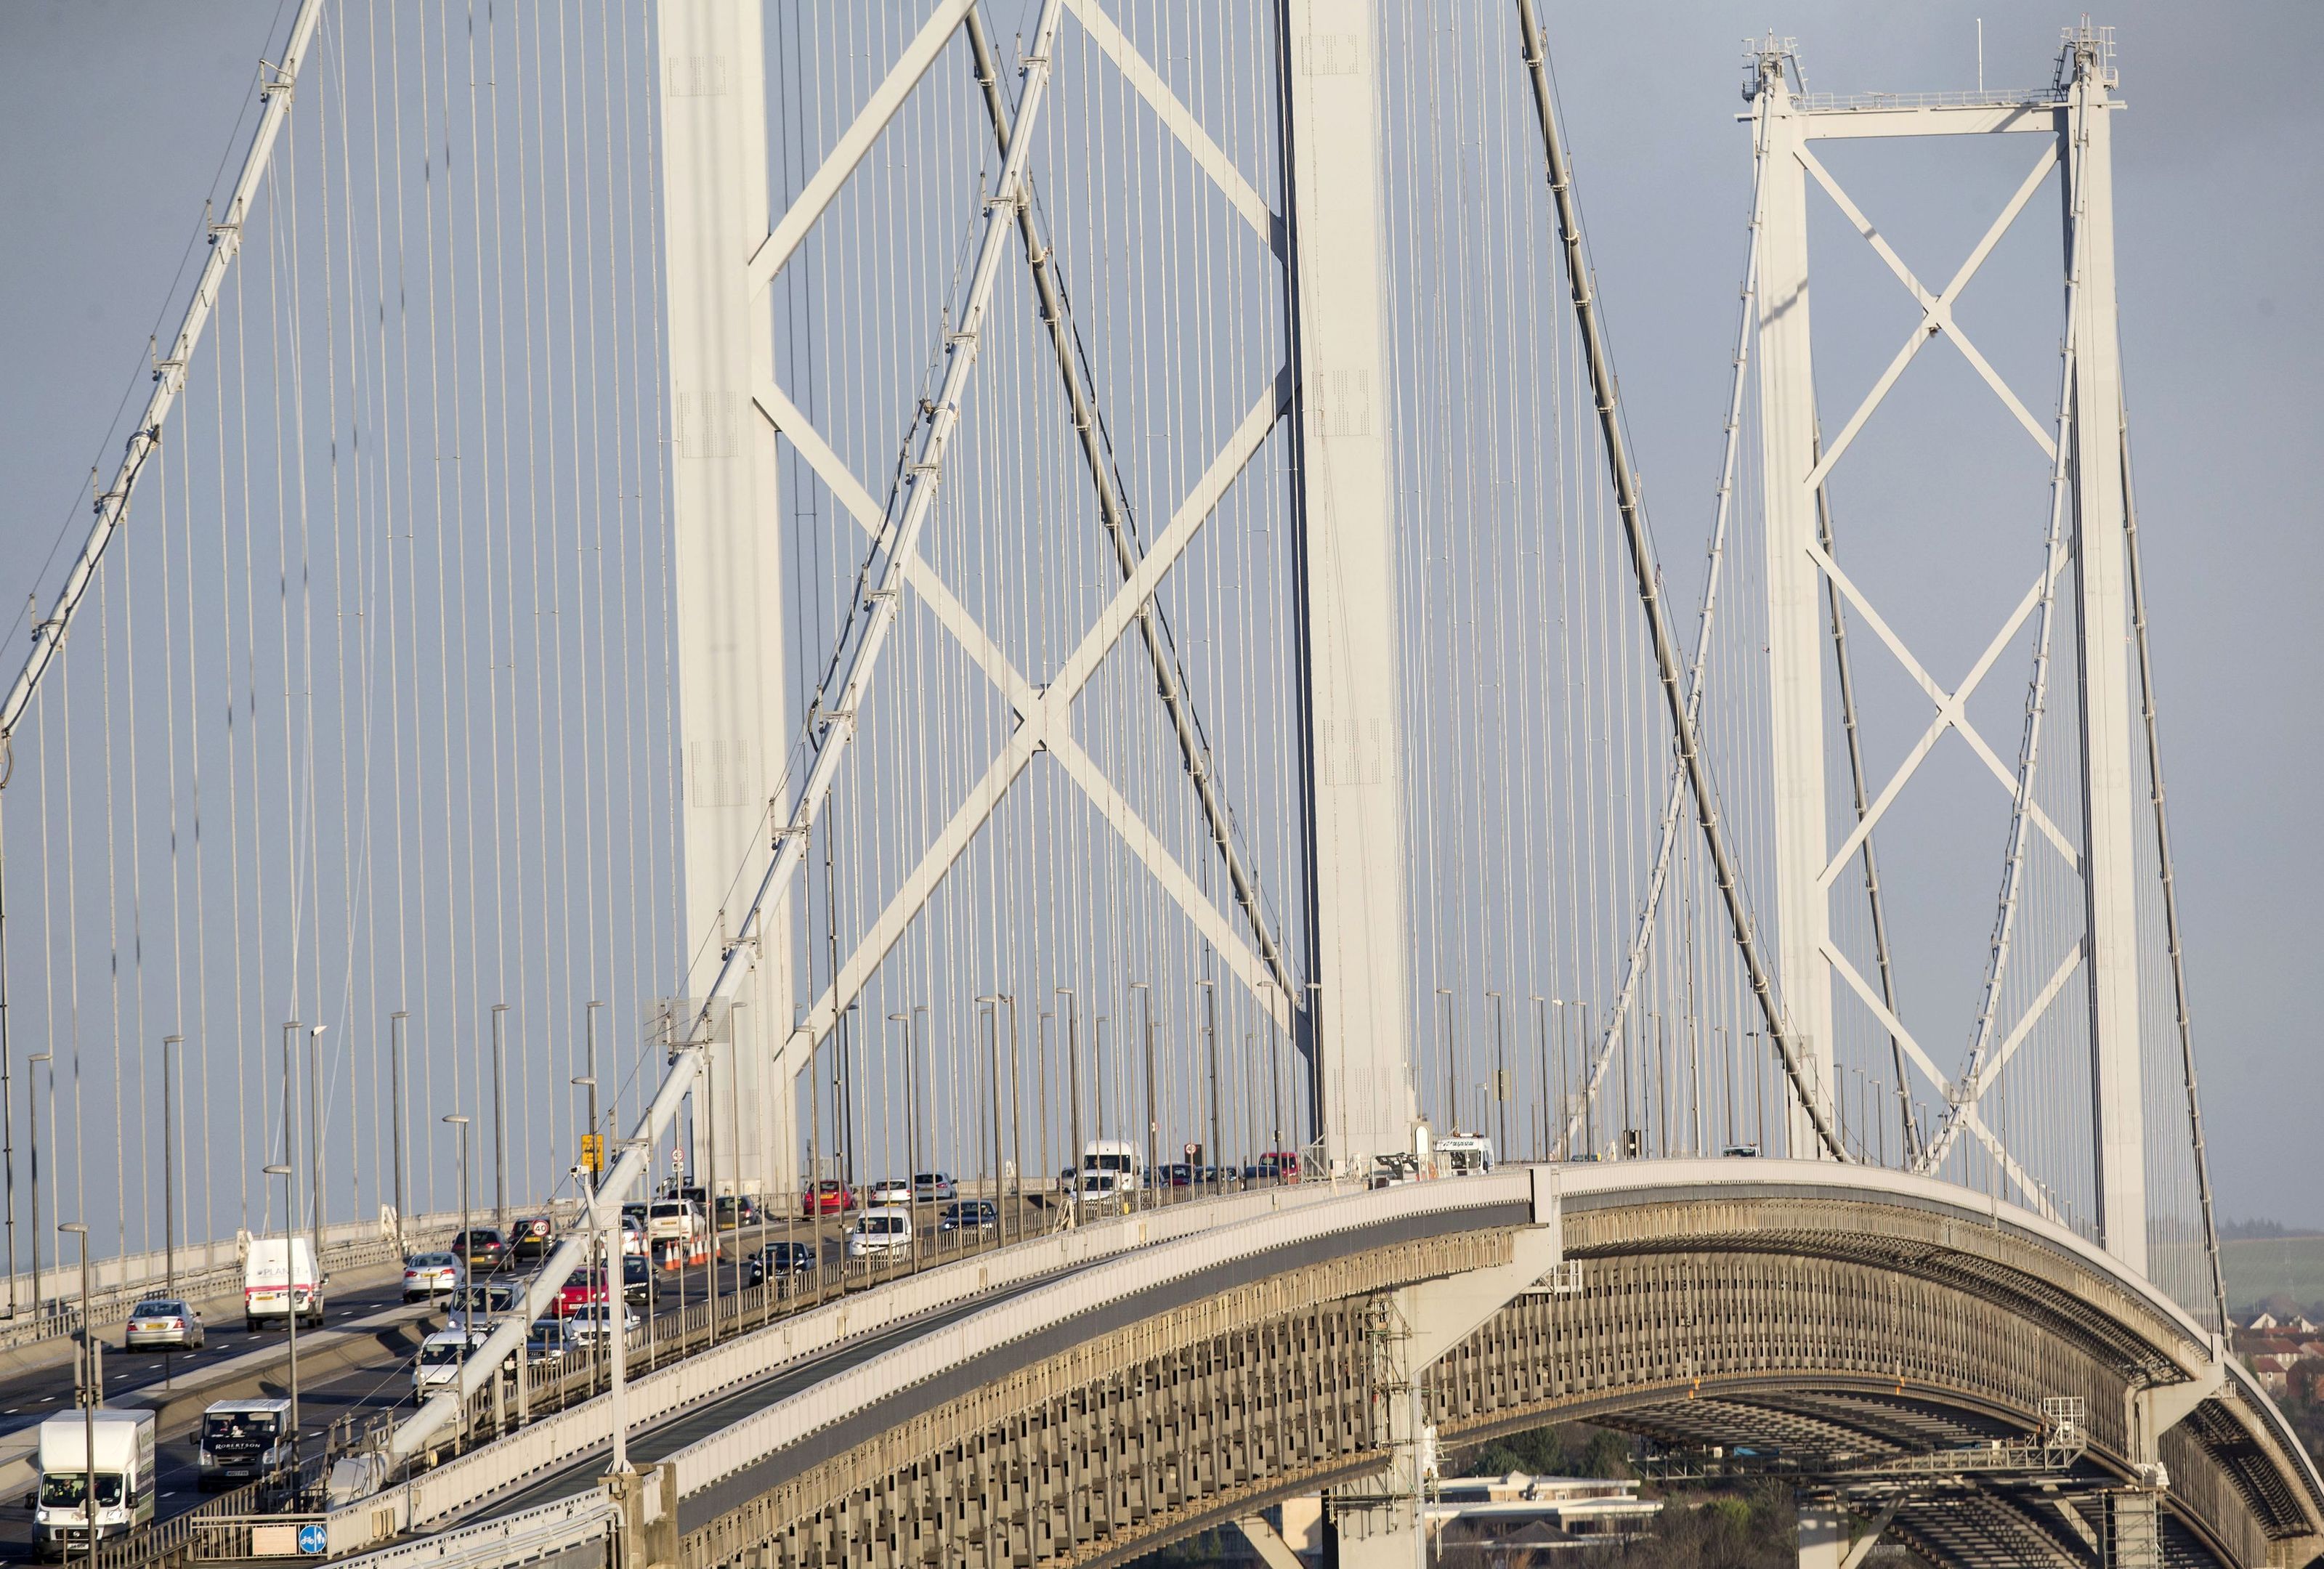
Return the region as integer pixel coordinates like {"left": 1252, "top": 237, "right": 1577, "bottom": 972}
{"left": 1329, "top": 1176, "right": 1561, "bottom": 1564}
{"left": 1750, "top": 52, "right": 1836, "bottom": 1158}
{"left": 2060, "top": 28, "right": 2147, "bottom": 1278}
{"left": 658, "top": 0, "right": 798, "bottom": 1199}
{"left": 1280, "top": 0, "right": 1416, "bottom": 1173}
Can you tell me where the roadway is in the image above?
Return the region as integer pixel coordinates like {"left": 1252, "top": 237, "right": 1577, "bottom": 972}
{"left": 0, "top": 1250, "right": 744, "bottom": 1562}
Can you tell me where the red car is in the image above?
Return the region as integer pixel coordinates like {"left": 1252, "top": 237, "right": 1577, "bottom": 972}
{"left": 554, "top": 1268, "right": 612, "bottom": 1317}
{"left": 801, "top": 1180, "right": 857, "bottom": 1216}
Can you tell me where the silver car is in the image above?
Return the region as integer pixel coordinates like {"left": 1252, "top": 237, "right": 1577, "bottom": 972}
{"left": 125, "top": 1298, "right": 205, "bottom": 1351}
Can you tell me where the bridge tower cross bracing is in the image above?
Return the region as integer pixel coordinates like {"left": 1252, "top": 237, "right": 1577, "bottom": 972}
{"left": 657, "top": 0, "right": 796, "bottom": 1199}
{"left": 2061, "top": 31, "right": 2147, "bottom": 1276}
{"left": 1749, "top": 49, "right": 1839, "bottom": 1161}
{"left": 1279, "top": 0, "right": 1419, "bottom": 1172}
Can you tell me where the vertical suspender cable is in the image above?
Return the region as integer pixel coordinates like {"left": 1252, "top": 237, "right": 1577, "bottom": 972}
{"left": 2120, "top": 436, "right": 2230, "bottom": 1333}
{"left": 1514, "top": 0, "right": 1842, "bottom": 1159}
{"left": 0, "top": 0, "right": 327, "bottom": 763}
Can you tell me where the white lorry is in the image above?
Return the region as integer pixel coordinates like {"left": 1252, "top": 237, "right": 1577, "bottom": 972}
{"left": 34, "top": 1410, "right": 155, "bottom": 1559}
{"left": 1436, "top": 1134, "right": 1496, "bottom": 1175}
{"left": 244, "top": 1236, "right": 325, "bottom": 1329}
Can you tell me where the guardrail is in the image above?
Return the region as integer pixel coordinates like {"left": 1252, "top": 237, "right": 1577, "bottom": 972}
{"left": 360, "top": 1178, "right": 1390, "bottom": 1546}
{"left": 0, "top": 1209, "right": 474, "bottom": 1358}
{"left": 330, "top": 1493, "right": 615, "bottom": 1569}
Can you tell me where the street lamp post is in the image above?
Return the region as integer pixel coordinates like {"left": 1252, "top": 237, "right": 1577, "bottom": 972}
{"left": 974, "top": 996, "right": 1004, "bottom": 1238}
{"left": 1197, "top": 980, "right": 1220, "bottom": 1193}
{"left": 1056, "top": 989, "right": 1081, "bottom": 1227}
{"left": 57, "top": 1221, "right": 92, "bottom": 1569}
{"left": 1488, "top": 992, "right": 1508, "bottom": 1155}
{"left": 490, "top": 1005, "right": 510, "bottom": 1235}
{"left": 27, "top": 1051, "right": 47, "bottom": 1319}
{"left": 440, "top": 1116, "right": 471, "bottom": 1441}
{"left": 1435, "top": 988, "right": 1457, "bottom": 1135}
{"left": 305, "top": 1025, "right": 327, "bottom": 1281}
{"left": 1130, "top": 983, "right": 1155, "bottom": 1205}
{"left": 389, "top": 1013, "right": 408, "bottom": 1250}
{"left": 161, "top": 1037, "right": 181, "bottom": 1299}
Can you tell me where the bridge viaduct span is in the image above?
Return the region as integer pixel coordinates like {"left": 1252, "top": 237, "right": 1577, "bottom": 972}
{"left": 340, "top": 1162, "right": 2323, "bottom": 1569}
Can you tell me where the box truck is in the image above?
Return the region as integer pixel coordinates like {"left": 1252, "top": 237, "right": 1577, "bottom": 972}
{"left": 34, "top": 1410, "right": 155, "bottom": 1559}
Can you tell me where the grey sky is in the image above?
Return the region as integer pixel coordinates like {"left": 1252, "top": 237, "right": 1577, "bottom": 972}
{"left": 1, "top": 2, "right": 2316, "bottom": 1226}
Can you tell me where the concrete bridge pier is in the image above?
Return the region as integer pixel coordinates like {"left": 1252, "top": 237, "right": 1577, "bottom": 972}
{"left": 1327, "top": 1177, "right": 1562, "bottom": 1566}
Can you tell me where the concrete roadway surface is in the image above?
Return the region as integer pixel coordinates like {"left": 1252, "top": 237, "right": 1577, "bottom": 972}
{"left": 0, "top": 1249, "right": 750, "bottom": 1562}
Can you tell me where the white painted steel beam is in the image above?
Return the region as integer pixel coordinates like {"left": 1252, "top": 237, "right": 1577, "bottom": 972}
{"left": 743, "top": 0, "right": 976, "bottom": 296}
{"left": 766, "top": 378, "right": 1295, "bottom": 1078}
{"left": 661, "top": 0, "right": 795, "bottom": 1196}
{"left": 1799, "top": 102, "right": 2062, "bottom": 139}
{"left": 1062, "top": 0, "right": 1284, "bottom": 254}
{"left": 2062, "top": 45, "right": 2147, "bottom": 1276}
{"left": 1282, "top": 0, "right": 1417, "bottom": 1170}
{"left": 1753, "top": 58, "right": 1837, "bottom": 1156}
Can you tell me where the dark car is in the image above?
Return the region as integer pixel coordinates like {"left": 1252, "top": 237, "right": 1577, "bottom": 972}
{"left": 937, "top": 1200, "right": 997, "bottom": 1233}
{"left": 450, "top": 1227, "right": 509, "bottom": 1270}
{"left": 713, "top": 1193, "right": 763, "bottom": 1231}
{"left": 509, "top": 1215, "right": 557, "bottom": 1262}
{"left": 1159, "top": 1163, "right": 1197, "bottom": 1188}
{"left": 619, "top": 1253, "right": 652, "bottom": 1303}
{"left": 742, "top": 1240, "right": 820, "bottom": 1288}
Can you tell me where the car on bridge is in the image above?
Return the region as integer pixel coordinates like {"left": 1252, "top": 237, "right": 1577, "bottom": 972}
{"left": 646, "top": 1198, "right": 703, "bottom": 1245}
{"left": 509, "top": 1215, "right": 557, "bottom": 1262}
{"left": 565, "top": 1302, "right": 640, "bottom": 1345}
{"left": 911, "top": 1172, "right": 956, "bottom": 1202}
{"left": 413, "top": 1329, "right": 492, "bottom": 1398}
{"left": 938, "top": 1199, "right": 997, "bottom": 1234}
{"left": 1157, "top": 1163, "right": 1198, "bottom": 1188}
{"left": 1255, "top": 1151, "right": 1303, "bottom": 1183}
{"left": 713, "top": 1193, "right": 764, "bottom": 1231}
{"left": 455, "top": 1279, "right": 523, "bottom": 1323}
{"left": 867, "top": 1177, "right": 913, "bottom": 1206}
{"left": 801, "top": 1180, "right": 856, "bottom": 1216}
{"left": 402, "top": 1252, "right": 465, "bottom": 1301}
{"left": 553, "top": 1268, "right": 614, "bottom": 1317}
{"left": 846, "top": 1207, "right": 915, "bottom": 1260}
{"left": 451, "top": 1226, "right": 509, "bottom": 1270}
{"left": 525, "top": 1318, "right": 572, "bottom": 1368}
{"left": 742, "top": 1240, "right": 819, "bottom": 1288}
{"left": 124, "top": 1298, "right": 204, "bottom": 1351}
{"left": 618, "top": 1213, "right": 647, "bottom": 1256}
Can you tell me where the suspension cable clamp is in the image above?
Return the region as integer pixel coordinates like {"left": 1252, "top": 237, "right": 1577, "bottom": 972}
{"left": 258, "top": 59, "right": 296, "bottom": 102}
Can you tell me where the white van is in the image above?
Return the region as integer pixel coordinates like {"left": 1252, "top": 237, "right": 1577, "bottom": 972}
{"left": 35, "top": 1410, "right": 155, "bottom": 1559}
{"left": 845, "top": 1207, "right": 914, "bottom": 1260}
{"left": 197, "top": 1398, "right": 293, "bottom": 1488}
{"left": 244, "top": 1237, "right": 324, "bottom": 1329}
{"left": 1436, "top": 1135, "right": 1495, "bottom": 1175}
{"left": 1076, "top": 1140, "right": 1143, "bottom": 1212}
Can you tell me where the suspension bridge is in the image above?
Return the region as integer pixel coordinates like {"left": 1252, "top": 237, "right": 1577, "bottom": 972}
{"left": 1, "top": 3, "right": 2316, "bottom": 1566}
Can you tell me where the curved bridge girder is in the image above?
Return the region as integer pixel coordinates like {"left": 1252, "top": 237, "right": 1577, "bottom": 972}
{"left": 668, "top": 1167, "right": 2323, "bottom": 1569}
